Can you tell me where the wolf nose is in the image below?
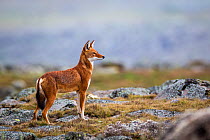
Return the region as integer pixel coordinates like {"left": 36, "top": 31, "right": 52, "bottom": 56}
{"left": 102, "top": 56, "right": 105, "bottom": 59}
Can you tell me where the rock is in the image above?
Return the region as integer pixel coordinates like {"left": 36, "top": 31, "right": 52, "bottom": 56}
{"left": 0, "top": 131, "right": 36, "bottom": 140}
{"left": 65, "top": 132, "right": 95, "bottom": 140}
{"left": 92, "top": 90, "right": 115, "bottom": 98}
{"left": 0, "top": 108, "right": 33, "bottom": 125}
{"left": 38, "top": 135, "right": 65, "bottom": 140}
{"left": 29, "top": 126, "right": 61, "bottom": 133}
{"left": 49, "top": 99, "right": 77, "bottom": 112}
{"left": 87, "top": 99, "right": 128, "bottom": 104}
{"left": 56, "top": 115, "right": 79, "bottom": 122}
{"left": 108, "top": 87, "right": 150, "bottom": 98}
{"left": 0, "top": 99, "right": 25, "bottom": 108}
{"left": 61, "top": 91, "right": 77, "bottom": 99}
{"left": 148, "top": 79, "right": 210, "bottom": 99}
{"left": 0, "top": 126, "right": 12, "bottom": 130}
{"left": 170, "top": 99, "right": 179, "bottom": 103}
{"left": 104, "top": 136, "right": 132, "bottom": 140}
{"left": 161, "top": 108, "right": 210, "bottom": 140}
{"left": 11, "top": 80, "right": 27, "bottom": 89}
{"left": 56, "top": 115, "right": 89, "bottom": 122}
{"left": 0, "top": 86, "right": 17, "bottom": 100}
{"left": 104, "top": 120, "right": 162, "bottom": 139}
{"left": 128, "top": 109, "right": 181, "bottom": 118}
{"left": 148, "top": 79, "right": 182, "bottom": 94}
{"left": 15, "top": 87, "right": 36, "bottom": 101}
{"left": 87, "top": 94, "right": 100, "bottom": 99}
{"left": 111, "top": 115, "right": 120, "bottom": 119}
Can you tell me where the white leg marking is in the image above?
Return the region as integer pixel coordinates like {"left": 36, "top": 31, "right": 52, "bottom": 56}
{"left": 87, "top": 79, "right": 91, "bottom": 89}
{"left": 77, "top": 92, "right": 81, "bottom": 114}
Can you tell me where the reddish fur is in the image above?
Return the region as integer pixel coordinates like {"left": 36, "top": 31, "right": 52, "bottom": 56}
{"left": 32, "top": 40, "right": 104, "bottom": 124}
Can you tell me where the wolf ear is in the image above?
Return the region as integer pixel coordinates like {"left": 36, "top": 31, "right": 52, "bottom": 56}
{"left": 90, "top": 40, "right": 95, "bottom": 48}
{"left": 84, "top": 40, "right": 90, "bottom": 51}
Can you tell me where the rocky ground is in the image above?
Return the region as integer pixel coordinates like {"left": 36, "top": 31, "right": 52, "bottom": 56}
{"left": 0, "top": 79, "right": 210, "bottom": 140}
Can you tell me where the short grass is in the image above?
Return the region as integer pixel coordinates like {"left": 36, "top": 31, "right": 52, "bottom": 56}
{"left": 1, "top": 69, "right": 210, "bottom": 139}
{"left": 7, "top": 94, "right": 210, "bottom": 138}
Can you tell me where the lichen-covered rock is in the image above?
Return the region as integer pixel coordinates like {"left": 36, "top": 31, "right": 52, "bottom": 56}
{"left": 148, "top": 79, "right": 210, "bottom": 99}
{"left": 49, "top": 99, "right": 77, "bottom": 112}
{"left": 108, "top": 87, "right": 150, "bottom": 98}
{"left": 128, "top": 109, "right": 181, "bottom": 118}
{"left": 0, "top": 126, "right": 12, "bottom": 130}
{"left": 104, "top": 120, "right": 162, "bottom": 139}
{"left": 38, "top": 135, "right": 65, "bottom": 140}
{"left": 104, "top": 136, "right": 132, "bottom": 140}
{"left": 0, "top": 131, "right": 36, "bottom": 140}
{"left": 92, "top": 90, "right": 115, "bottom": 98}
{"left": 161, "top": 108, "right": 210, "bottom": 140}
{"left": 0, "top": 108, "right": 33, "bottom": 125}
{"left": 87, "top": 99, "right": 128, "bottom": 104}
{"left": 0, "top": 99, "right": 25, "bottom": 108}
{"left": 56, "top": 115, "right": 79, "bottom": 122}
{"left": 65, "top": 132, "right": 95, "bottom": 140}
{"left": 56, "top": 115, "right": 89, "bottom": 122}
{"left": 15, "top": 87, "right": 36, "bottom": 101}
{"left": 29, "top": 125, "right": 61, "bottom": 132}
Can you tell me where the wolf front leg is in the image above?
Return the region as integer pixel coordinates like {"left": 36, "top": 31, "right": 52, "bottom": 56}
{"left": 78, "top": 91, "right": 87, "bottom": 120}
{"left": 76, "top": 91, "right": 81, "bottom": 117}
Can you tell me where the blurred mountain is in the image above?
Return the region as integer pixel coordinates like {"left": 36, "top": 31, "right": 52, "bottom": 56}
{"left": 0, "top": 0, "right": 210, "bottom": 68}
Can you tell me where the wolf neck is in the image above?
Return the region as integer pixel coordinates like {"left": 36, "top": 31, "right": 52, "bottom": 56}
{"left": 76, "top": 53, "right": 93, "bottom": 72}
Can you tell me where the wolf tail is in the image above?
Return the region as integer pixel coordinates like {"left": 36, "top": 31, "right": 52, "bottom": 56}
{"left": 36, "top": 78, "right": 46, "bottom": 110}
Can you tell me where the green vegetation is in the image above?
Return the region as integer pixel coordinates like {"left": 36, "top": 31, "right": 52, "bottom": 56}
{"left": 91, "top": 69, "right": 210, "bottom": 90}
{"left": 1, "top": 68, "right": 210, "bottom": 90}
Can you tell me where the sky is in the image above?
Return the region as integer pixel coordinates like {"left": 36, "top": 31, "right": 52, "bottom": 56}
{"left": 0, "top": 0, "right": 210, "bottom": 68}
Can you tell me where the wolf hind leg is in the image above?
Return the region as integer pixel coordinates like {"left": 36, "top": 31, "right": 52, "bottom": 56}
{"left": 32, "top": 105, "right": 39, "bottom": 121}
{"left": 42, "top": 95, "right": 56, "bottom": 124}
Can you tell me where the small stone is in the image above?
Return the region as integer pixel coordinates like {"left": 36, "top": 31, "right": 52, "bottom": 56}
{"left": 87, "top": 94, "right": 100, "bottom": 99}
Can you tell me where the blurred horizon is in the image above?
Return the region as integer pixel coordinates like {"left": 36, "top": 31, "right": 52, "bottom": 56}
{"left": 0, "top": 0, "right": 210, "bottom": 68}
